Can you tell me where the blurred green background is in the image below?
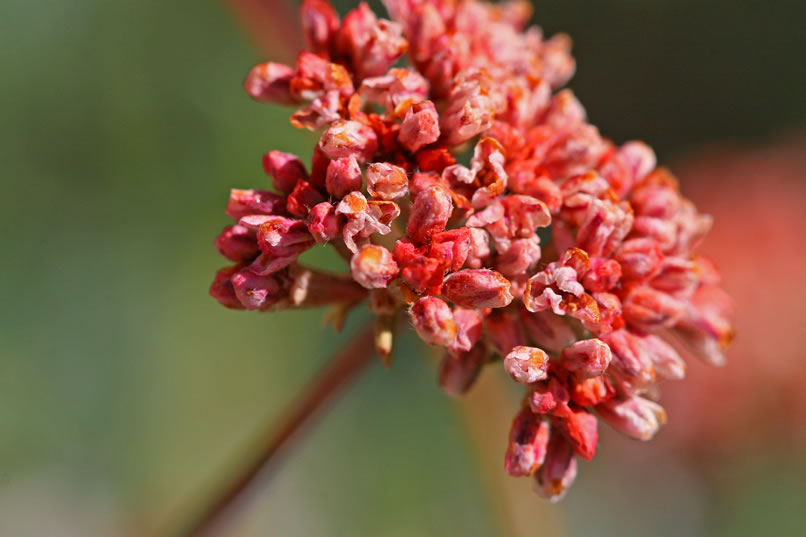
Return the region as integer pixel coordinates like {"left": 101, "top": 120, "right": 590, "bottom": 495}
{"left": 1, "top": 0, "right": 804, "bottom": 535}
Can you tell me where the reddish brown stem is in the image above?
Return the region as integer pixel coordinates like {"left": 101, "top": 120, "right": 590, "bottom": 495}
{"left": 171, "top": 321, "right": 377, "bottom": 537}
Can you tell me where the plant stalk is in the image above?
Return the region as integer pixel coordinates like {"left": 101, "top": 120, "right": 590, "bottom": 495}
{"left": 171, "top": 321, "right": 377, "bottom": 537}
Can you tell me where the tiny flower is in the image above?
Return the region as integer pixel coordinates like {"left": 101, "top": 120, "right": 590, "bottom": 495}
{"left": 215, "top": 225, "right": 259, "bottom": 262}
{"left": 504, "top": 346, "right": 549, "bottom": 385}
{"left": 326, "top": 156, "right": 363, "bottom": 199}
{"left": 263, "top": 151, "right": 309, "bottom": 195}
{"left": 560, "top": 339, "right": 612, "bottom": 379}
{"left": 534, "top": 433, "right": 578, "bottom": 502}
{"left": 552, "top": 405, "right": 598, "bottom": 461}
{"left": 406, "top": 184, "right": 453, "bottom": 244}
{"left": 410, "top": 296, "right": 458, "bottom": 347}
{"left": 366, "top": 162, "right": 409, "bottom": 200}
{"left": 210, "top": 265, "right": 246, "bottom": 310}
{"left": 231, "top": 268, "right": 285, "bottom": 311}
{"left": 350, "top": 245, "right": 399, "bottom": 289}
{"left": 319, "top": 119, "right": 379, "bottom": 162}
{"left": 449, "top": 307, "right": 484, "bottom": 353}
{"left": 505, "top": 407, "right": 550, "bottom": 477}
{"left": 244, "top": 62, "right": 297, "bottom": 105}
{"left": 306, "top": 202, "right": 342, "bottom": 243}
{"left": 300, "top": 0, "right": 340, "bottom": 55}
{"left": 399, "top": 100, "right": 440, "bottom": 152}
{"left": 596, "top": 396, "right": 667, "bottom": 441}
{"left": 226, "top": 189, "right": 287, "bottom": 220}
{"left": 528, "top": 376, "right": 570, "bottom": 415}
{"left": 443, "top": 269, "right": 514, "bottom": 309}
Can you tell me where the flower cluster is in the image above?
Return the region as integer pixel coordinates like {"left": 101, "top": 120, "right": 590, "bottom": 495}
{"left": 210, "top": 0, "right": 733, "bottom": 500}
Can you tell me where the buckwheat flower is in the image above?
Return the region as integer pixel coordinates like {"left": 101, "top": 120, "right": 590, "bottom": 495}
{"left": 505, "top": 407, "right": 550, "bottom": 477}
{"left": 209, "top": 0, "right": 734, "bottom": 502}
{"left": 350, "top": 244, "right": 399, "bottom": 289}
{"left": 596, "top": 396, "right": 667, "bottom": 441}
{"left": 504, "top": 346, "right": 549, "bottom": 385}
{"left": 325, "top": 156, "right": 363, "bottom": 199}
{"left": 319, "top": 119, "right": 379, "bottom": 162}
{"left": 366, "top": 162, "right": 409, "bottom": 200}
{"left": 399, "top": 100, "right": 440, "bottom": 152}
{"left": 411, "top": 296, "right": 458, "bottom": 346}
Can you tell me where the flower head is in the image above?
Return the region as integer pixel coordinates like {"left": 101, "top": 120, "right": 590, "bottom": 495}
{"left": 210, "top": 0, "right": 733, "bottom": 499}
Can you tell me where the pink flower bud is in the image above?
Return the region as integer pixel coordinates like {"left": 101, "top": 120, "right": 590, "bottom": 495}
{"left": 439, "top": 344, "right": 487, "bottom": 396}
{"left": 552, "top": 406, "right": 598, "bottom": 461}
{"left": 561, "top": 339, "right": 612, "bottom": 379}
{"left": 226, "top": 189, "right": 287, "bottom": 220}
{"left": 495, "top": 236, "right": 542, "bottom": 278}
{"left": 399, "top": 100, "right": 440, "bottom": 152}
{"left": 338, "top": 3, "right": 408, "bottom": 79}
{"left": 360, "top": 68, "right": 429, "bottom": 114}
{"left": 569, "top": 376, "right": 615, "bottom": 407}
{"left": 263, "top": 151, "right": 309, "bottom": 195}
{"left": 336, "top": 192, "right": 399, "bottom": 252}
{"left": 243, "top": 62, "right": 296, "bottom": 105}
{"left": 601, "top": 329, "right": 656, "bottom": 395}
{"left": 214, "top": 225, "right": 259, "bottom": 262}
{"left": 292, "top": 52, "right": 354, "bottom": 100}
{"left": 326, "top": 156, "right": 363, "bottom": 199}
{"left": 504, "top": 346, "right": 549, "bottom": 385}
{"left": 443, "top": 269, "right": 514, "bottom": 308}
{"left": 529, "top": 377, "right": 570, "bottom": 414}
{"left": 410, "top": 296, "right": 458, "bottom": 347}
{"left": 300, "top": 0, "right": 340, "bottom": 55}
{"left": 254, "top": 216, "right": 315, "bottom": 258}
{"left": 534, "top": 433, "right": 577, "bottom": 502}
{"left": 306, "top": 202, "right": 342, "bottom": 243}
{"left": 430, "top": 228, "right": 472, "bottom": 272}
{"left": 286, "top": 179, "right": 326, "bottom": 218}
{"left": 641, "top": 334, "right": 686, "bottom": 381}
{"left": 596, "top": 396, "right": 667, "bottom": 441}
{"left": 465, "top": 227, "right": 492, "bottom": 269}
{"left": 582, "top": 257, "right": 622, "bottom": 292}
{"left": 366, "top": 162, "right": 409, "bottom": 200}
{"left": 449, "top": 307, "right": 484, "bottom": 353}
{"left": 319, "top": 119, "right": 379, "bottom": 162}
{"left": 407, "top": 184, "right": 453, "bottom": 244}
{"left": 440, "top": 86, "right": 496, "bottom": 146}
{"left": 350, "top": 245, "right": 399, "bottom": 289}
{"left": 622, "top": 286, "right": 686, "bottom": 329}
{"left": 615, "top": 238, "right": 664, "bottom": 282}
{"left": 210, "top": 266, "right": 245, "bottom": 310}
{"left": 505, "top": 407, "right": 550, "bottom": 477}
{"left": 231, "top": 268, "right": 285, "bottom": 311}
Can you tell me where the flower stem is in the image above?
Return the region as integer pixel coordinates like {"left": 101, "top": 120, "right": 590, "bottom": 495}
{"left": 170, "top": 321, "right": 377, "bottom": 537}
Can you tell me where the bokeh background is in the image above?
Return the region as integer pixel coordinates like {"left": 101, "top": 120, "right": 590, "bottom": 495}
{"left": 2, "top": 0, "right": 805, "bottom": 535}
